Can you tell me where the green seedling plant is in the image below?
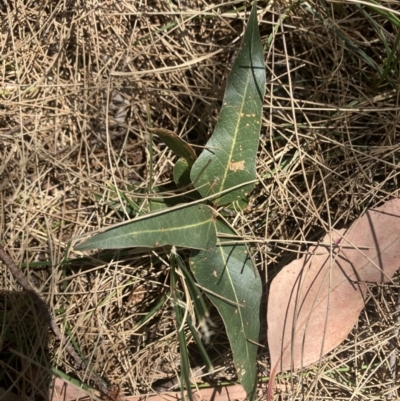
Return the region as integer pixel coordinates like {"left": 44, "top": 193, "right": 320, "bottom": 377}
{"left": 75, "top": 3, "right": 265, "bottom": 400}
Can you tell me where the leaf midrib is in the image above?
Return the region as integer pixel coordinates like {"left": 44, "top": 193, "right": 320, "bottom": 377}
{"left": 218, "top": 72, "right": 252, "bottom": 199}
{"left": 93, "top": 218, "right": 214, "bottom": 243}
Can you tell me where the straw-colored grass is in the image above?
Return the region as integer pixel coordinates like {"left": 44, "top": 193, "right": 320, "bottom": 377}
{"left": 1, "top": 0, "right": 400, "bottom": 400}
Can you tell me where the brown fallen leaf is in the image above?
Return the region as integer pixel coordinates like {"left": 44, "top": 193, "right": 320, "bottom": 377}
{"left": 51, "top": 378, "right": 99, "bottom": 400}
{"left": 267, "top": 198, "right": 400, "bottom": 400}
{"left": 51, "top": 378, "right": 258, "bottom": 401}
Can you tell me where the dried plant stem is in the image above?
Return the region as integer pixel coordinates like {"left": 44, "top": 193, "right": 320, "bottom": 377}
{"left": 0, "top": 245, "right": 108, "bottom": 395}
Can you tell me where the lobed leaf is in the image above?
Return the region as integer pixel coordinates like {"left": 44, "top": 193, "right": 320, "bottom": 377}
{"left": 75, "top": 204, "right": 217, "bottom": 251}
{"left": 190, "top": 4, "right": 266, "bottom": 206}
{"left": 190, "top": 220, "right": 262, "bottom": 398}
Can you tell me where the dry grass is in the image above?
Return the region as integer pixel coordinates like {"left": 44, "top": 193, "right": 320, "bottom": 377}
{"left": 1, "top": 0, "right": 400, "bottom": 400}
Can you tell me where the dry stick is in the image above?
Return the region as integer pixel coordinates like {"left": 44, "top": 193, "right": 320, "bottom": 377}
{"left": 0, "top": 246, "right": 109, "bottom": 395}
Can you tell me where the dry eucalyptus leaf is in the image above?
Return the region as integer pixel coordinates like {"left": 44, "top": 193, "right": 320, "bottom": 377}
{"left": 267, "top": 198, "right": 400, "bottom": 399}
{"left": 51, "top": 378, "right": 253, "bottom": 401}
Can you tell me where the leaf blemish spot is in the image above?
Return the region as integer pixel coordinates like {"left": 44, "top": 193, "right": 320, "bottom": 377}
{"left": 229, "top": 160, "right": 245, "bottom": 172}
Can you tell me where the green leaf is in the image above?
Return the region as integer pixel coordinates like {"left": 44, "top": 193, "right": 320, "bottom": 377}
{"left": 189, "top": 219, "right": 262, "bottom": 398}
{"left": 226, "top": 198, "right": 250, "bottom": 213}
{"left": 150, "top": 128, "right": 197, "bottom": 165}
{"left": 190, "top": 4, "right": 265, "bottom": 206}
{"left": 173, "top": 158, "right": 192, "bottom": 187}
{"left": 75, "top": 204, "right": 217, "bottom": 251}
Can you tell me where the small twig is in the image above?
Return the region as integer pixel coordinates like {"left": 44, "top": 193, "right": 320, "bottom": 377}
{"left": 0, "top": 246, "right": 109, "bottom": 395}
{"left": 2, "top": 118, "right": 33, "bottom": 136}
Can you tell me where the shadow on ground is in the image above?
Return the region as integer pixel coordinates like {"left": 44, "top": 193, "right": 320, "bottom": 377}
{"left": 0, "top": 291, "right": 51, "bottom": 401}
